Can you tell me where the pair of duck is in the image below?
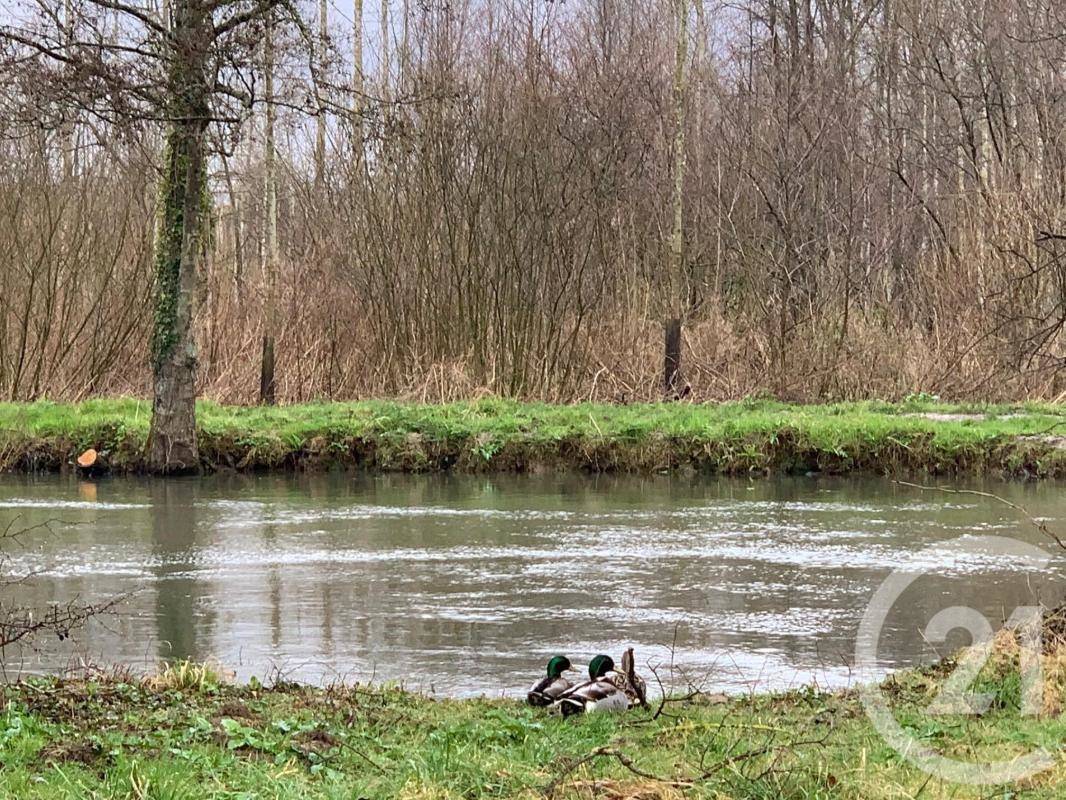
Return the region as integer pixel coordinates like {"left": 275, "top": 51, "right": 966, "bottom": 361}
{"left": 526, "top": 648, "right": 647, "bottom": 716}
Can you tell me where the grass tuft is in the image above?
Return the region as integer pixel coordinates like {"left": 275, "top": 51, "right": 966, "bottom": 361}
{"left": 144, "top": 661, "right": 229, "bottom": 693}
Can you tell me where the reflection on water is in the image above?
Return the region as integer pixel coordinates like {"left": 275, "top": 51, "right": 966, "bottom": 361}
{"left": 1, "top": 472, "right": 1063, "bottom": 697}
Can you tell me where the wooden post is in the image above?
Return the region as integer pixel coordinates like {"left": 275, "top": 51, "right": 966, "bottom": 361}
{"left": 664, "top": 318, "right": 682, "bottom": 397}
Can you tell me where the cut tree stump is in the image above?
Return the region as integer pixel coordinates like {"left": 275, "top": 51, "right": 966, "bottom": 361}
{"left": 75, "top": 448, "right": 108, "bottom": 475}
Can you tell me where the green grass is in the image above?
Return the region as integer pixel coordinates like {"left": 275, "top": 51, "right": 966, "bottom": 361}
{"left": 0, "top": 396, "right": 1064, "bottom": 475}
{"left": 1, "top": 659, "right": 1063, "bottom": 799}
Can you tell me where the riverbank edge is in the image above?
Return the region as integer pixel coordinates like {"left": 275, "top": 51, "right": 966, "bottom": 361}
{"left": 1, "top": 397, "right": 1064, "bottom": 478}
{"left": 2, "top": 650, "right": 1064, "bottom": 799}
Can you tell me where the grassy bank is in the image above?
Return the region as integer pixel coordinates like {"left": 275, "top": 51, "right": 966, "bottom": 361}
{"left": 0, "top": 397, "right": 1064, "bottom": 477}
{"left": 1, "top": 648, "right": 1064, "bottom": 800}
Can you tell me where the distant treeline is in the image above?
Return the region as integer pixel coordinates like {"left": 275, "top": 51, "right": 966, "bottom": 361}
{"left": 1, "top": 0, "right": 1064, "bottom": 405}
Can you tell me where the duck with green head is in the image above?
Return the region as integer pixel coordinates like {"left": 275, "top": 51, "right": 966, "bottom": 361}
{"left": 526, "top": 655, "right": 578, "bottom": 706}
{"left": 553, "top": 654, "right": 631, "bottom": 716}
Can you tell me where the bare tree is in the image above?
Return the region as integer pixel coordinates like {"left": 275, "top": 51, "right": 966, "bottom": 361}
{"left": 259, "top": 7, "right": 279, "bottom": 406}
{"left": 1, "top": 0, "right": 304, "bottom": 468}
{"left": 353, "top": 0, "right": 364, "bottom": 155}
{"left": 665, "top": 0, "right": 689, "bottom": 398}
{"left": 314, "top": 0, "right": 328, "bottom": 183}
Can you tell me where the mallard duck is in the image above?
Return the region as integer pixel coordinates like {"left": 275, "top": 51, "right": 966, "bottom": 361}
{"left": 554, "top": 654, "right": 630, "bottom": 716}
{"left": 526, "top": 655, "right": 578, "bottom": 706}
{"left": 618, "top": 647, "right": 648, "bottom": 709}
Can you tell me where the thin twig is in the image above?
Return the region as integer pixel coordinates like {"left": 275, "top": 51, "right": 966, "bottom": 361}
{"left": 894, "top": 480, "right": 1066, "bottom": 550}
{"left": 699, "top": 733, "right": 830, "bottom": 778}
{"left": 543, "top": 729, "right": 828, "bottom": 797}
{"left": 542, "top": 746, "right": 692, "bottom": 798}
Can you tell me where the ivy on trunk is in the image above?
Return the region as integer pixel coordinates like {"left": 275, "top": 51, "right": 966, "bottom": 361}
{"left": 146, "top": 0, "right": 213, "bottom": 474}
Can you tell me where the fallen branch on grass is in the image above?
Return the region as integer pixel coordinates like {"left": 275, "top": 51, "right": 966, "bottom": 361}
{"left": 542, "top": 728, "right": 829, "bottom": 798}
{"left": 542, "top": 746, "right": 692, "bottom": 798}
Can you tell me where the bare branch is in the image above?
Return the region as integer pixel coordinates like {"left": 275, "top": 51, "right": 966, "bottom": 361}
{"left": 894, "top": 480, "right": 1066, "bottom": 551}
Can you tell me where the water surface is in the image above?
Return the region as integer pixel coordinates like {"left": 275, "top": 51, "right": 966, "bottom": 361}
{"left": 2, "top": 473, "right": 1063, "bottom": 696}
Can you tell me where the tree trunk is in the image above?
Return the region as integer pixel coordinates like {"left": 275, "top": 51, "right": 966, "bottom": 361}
{"left": 220, "top": 151, "right": 245, "bottom": 297}
{"left": 352, "top": 0, "right": 364, "bottom": 159}
{"left": 147, "top": 0, "right": 211, "bottom": 473}
{"left": 61, "top": 0, "right": 75, "bottom": 178}
{"left": 399, "top": 0, "right": 409, "bottom": 90}
{"left": 259, "top": 10, "right": 279, "bottom": 405}
{"left": 665, "top": 0, "right": 688, "bottom": 399}
{"left": 380, "top": 0, "right": 390, "bottom": 94}
{"left": 314, "top": 0, "right": 327, "bottom": 184}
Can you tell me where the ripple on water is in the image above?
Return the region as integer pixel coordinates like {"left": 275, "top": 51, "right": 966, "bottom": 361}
{"left": 0, "top": 499, "right": 150, "bottom": 510}
{"left": 14, "top": 533, "right": 1061, "bottom": 580}
{"left": 214, "top": 504, "right": 579, "bottom": 529}
{"left": 207, "top": 498, "right": 975, "bottom": 532}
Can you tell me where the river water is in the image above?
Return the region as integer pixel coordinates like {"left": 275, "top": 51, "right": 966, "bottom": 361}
{"left": 1, "top": 473, "right": 1063, "bottom": 697}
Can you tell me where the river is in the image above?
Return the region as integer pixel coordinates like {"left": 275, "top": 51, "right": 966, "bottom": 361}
{"left": 2, "top": 472, "right": 1063, "bottom": 697}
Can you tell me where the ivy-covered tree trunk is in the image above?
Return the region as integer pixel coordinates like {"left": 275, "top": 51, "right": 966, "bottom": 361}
{"left": 147, "top": 0, "right": 211, "bottom": 473}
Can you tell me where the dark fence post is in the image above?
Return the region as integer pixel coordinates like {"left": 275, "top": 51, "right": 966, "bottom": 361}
{"left": 664, "top": 317, "right": 682, "bottom": 398}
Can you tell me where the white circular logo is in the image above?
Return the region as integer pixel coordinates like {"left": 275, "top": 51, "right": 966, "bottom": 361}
{"left": 855, "top": 535, "right": 1056, "bottom": 785}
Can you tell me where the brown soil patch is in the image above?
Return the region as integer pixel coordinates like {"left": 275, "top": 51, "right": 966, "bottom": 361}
{"left": 217, "top": 700, "right": 257, "bottom": 720}
{"left": 569, "top": 779, "right": 684, "bottom": 800}
{"left": 1019, "top": 435, "right": 1066, "bottom": 451}
{"left": 37, "top": 739, "right": 103, "bottom": 768}
{"left": 294, "top": 727, "right": 341, "bottom": 755}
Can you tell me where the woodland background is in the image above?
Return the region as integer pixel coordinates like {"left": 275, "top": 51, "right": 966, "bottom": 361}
{"left": 2, "top": 0, "right": 1065, "bottom": 405}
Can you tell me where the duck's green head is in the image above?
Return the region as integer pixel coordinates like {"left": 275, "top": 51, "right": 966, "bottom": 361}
{"left": 588, "top": 654, "right": 615, "bottom": 679}
{"left": 545, "top": 655, "right": 574, "bottom": 678}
